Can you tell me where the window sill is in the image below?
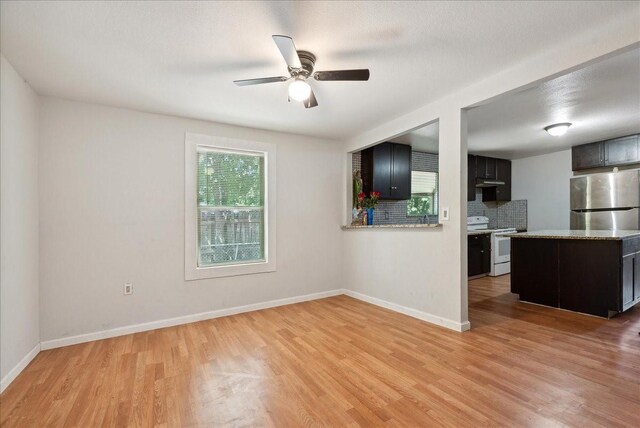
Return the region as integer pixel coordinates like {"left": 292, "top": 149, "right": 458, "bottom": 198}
{"left": 341, "top": 223, "right": 443, "bottom": 230}
{"left": 186, "top": 260, "right": 276, "bottom": 281}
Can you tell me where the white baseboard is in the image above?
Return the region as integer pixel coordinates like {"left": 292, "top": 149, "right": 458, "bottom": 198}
{"left": 41, "top": 288, "right": 469, "bottom": 351}
{"left": 40, "top": 289, "right": 344, "bottom": 350}
{"left": 4, "top": 289, "right": 467, "bottom": 393}
{"left": 343, "top": 290, "right": 471, "bottom": 332}
{"left": 0, "top": 343, "right": 41, "bottom": 393}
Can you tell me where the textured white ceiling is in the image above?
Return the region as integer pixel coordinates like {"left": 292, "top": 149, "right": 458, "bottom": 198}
{"left": 468, "top": 48, "right": 640, "bottom": 159}
{"left": 390, "top": 122, "right": 439, "bottom": 154}
{"left": 1, "top": 1, "right": 638, "bottom": 140}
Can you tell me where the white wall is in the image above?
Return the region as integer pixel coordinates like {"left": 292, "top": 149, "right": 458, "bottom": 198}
{"left": 512, "top": 150, "right": 572, "bottom": 230}
{"left": 38, "top": 97, "right": 344, "bottom": 343}
{"left": 0, "top": 54, "right": 40, "bottom": 389}
{"left": 343, "top": 110, "right": 469, "bottom": 331}
{"left": 342, "top": 25, "right": 639, "bottom": 331}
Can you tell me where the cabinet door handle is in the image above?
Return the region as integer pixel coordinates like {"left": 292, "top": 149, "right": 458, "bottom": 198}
{"left": 391, "top": 186, "right": 397, "bottom": 190}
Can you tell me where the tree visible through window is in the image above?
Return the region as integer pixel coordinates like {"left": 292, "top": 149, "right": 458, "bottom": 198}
{"left": 197, "top": 148, "right": 265, "bottom": 267}
{"left": 407, "top": 171, "right": 438, "bottom": 216}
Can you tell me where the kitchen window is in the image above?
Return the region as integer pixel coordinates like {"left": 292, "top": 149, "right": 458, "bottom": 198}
{"left": 407, "top": 171, "right": 438, "bottom": 216}
{"left": 185, "top": 133, "right": 276, "bottom": 280}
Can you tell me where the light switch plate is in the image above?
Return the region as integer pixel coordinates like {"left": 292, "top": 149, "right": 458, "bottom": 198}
{"left": 441, "top": 207, "right": 450, "bottom": 221}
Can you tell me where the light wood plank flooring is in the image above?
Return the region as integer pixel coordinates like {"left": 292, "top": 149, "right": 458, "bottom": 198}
{"left": 1, "top": 275, "right": 639, "bottom": 427}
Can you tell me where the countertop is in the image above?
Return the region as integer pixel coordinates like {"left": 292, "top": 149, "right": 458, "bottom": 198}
{"left": 467, "top": 230, "right": 493, "bottom": 236}
{"left": 467, "top": 229, "right": 526, "bottom": 236}
{"left": 342, "top": 223, "right": 442, "bottom": 230}
{"left": 507, "top": 230, "right": 640, "bottom": 240}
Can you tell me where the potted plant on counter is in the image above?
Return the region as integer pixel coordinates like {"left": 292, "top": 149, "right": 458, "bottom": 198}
{"left": 359, "top": 191, "right": 380, "bottom": 225}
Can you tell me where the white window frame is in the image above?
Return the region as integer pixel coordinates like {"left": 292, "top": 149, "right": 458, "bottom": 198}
{"left": 185, "top": 132, "right": 276, "bottom": 280}
{"left": 407, "top": 171, "right": 439, "bottom": 217}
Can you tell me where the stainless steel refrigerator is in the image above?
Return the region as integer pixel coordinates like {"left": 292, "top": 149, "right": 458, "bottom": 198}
{"left": 570, "top": 170, "right": 640, "bottom": 230}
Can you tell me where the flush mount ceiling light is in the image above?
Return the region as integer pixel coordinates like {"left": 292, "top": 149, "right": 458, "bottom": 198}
{"left": 544, "top": 122, "right": 572, "bottom": 137}
{"left": 288, "top": 78, "right": 311, "bottom": 101}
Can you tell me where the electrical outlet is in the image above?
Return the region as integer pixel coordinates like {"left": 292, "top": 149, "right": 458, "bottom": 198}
{"left": 123, "top": 283, "right": 133, "bottom": 295}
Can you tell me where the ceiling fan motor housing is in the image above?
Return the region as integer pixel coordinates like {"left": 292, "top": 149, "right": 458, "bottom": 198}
{"left": 295, "top": 50, "right": 316, "bottom": 77}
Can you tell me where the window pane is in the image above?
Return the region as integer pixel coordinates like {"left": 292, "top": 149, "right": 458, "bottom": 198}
{"left": 197, "top": 149, "right": 265, "bottom": 267}
{"left": 407, "top": 171, "right": 438, "bottom": 216}
{"left": 407, "top": 195, "right": 433, "bottom": 216}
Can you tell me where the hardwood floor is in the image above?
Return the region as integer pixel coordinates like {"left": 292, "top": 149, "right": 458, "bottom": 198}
{"left": 1, "top": 275, "right": 639, "bottom": 427}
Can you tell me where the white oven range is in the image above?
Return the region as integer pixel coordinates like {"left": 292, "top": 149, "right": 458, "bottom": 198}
{"left": 467, "top": 216, "right": 516, "bottom": 277}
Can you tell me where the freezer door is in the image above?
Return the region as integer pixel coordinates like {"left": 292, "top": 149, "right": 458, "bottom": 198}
{"left": 570, "top": 170, "right": 640, "bottom": 210}
{"left": 570, "top": 208, "right": 640, "bottom": 230}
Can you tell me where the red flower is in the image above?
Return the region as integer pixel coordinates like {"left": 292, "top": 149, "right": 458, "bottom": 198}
{"left": 357, "top": 192, "right": 365, "bottom": 201}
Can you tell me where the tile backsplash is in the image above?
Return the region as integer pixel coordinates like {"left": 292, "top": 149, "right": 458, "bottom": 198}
{"left": 352, "top": 150, "right": 527, "bottom": 229}
{"left": 468, "top": 189, "right": 527, "bottom": 230}
{"left": 352, "top": 151, "right": 439, "bottom": 225}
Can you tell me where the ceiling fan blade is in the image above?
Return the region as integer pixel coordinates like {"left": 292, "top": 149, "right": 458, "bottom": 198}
{"left": 272, "top": 35, "right": 302, "bottom": 69}
{"left": 233, "top": 76, "right": 289, "bottom": 86}
{"left": 313, "top": 69, "right": 370, "bottom": 81}
{"left": 304, "top": 89, "right": 318, "bottom": 109}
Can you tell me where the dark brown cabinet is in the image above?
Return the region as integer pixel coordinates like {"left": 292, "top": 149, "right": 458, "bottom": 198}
{"left": 571, "top": 134, "right": 640, "bottom": 171}
{"left": 636, "top": 254, "right": 640, "bottom": 303}
{"left": 467, "top": 155, "right": 512, "bottom": 202}
{"left": 622, "top": 253, "right": 635, "bottom": 309}
{"left": 467, "top": 155, "right": 477, "bottom": 201}
{"left": 475, "top": 156, "right": 497, "bottom": 180}
{"left": 572, "top": 141, "right": 604, "bottom": 171}
{"left": 605, "top": 135, "right": 639, "bottom": 166}
{"left": 558, "top": 240, "right": 619, "bottom": 317}
{"left": 468, "top": 233, "right": 491, "bottom": 277}
{"left": 622, "top": 238, "right": 640, "bottom": 311}
{"left": 361, "top": 142, "right": 412, "bottom": 200}
{"left": 511, "top": 238, "right": 559, "bottom": 307}
{"left": 482, "top": 158, "right": 511, "bottom": 202}
{"left": 511, "top": 235, "right": 640, "bottom": 318}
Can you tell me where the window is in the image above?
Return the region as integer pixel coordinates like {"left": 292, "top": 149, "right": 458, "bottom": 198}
{"left": 197, "top": 148, "right": 264, "bottom": 267}
{"left": 185, "top": 133, "right": 276, "bottom": 280}
{"left": 407, "top": 171, "right": 438, "bottom": 216}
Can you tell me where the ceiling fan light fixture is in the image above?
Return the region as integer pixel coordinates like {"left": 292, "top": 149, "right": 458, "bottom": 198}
{"left": 544, "top": 122, "right": 572, "bottom": 137}
{"left": 288, "top": 79, "right": 311, "bottom": 102}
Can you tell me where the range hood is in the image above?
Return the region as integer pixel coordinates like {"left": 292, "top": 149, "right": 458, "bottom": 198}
{"left": 475, "top": 178, "right": 505, "bottom": 188}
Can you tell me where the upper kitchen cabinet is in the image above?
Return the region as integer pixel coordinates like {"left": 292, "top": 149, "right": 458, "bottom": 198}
{"left": 475, "top": 156, "right": 497, "bottom": 180}
{"left": 482, "top": 158, "right": 512, "bottom": 202}
{"left": 572, "top": 134, "right": 640, "bottom": 171}
{"left": 572, "top": 141, "right": 604, "bottom": 170}
{"left": 361, "top": 142, "right": 412, "bottom": 200}
{"left": 605, "top": 135, "right": 640, "bottom": 166}
{"left": 468, "top": 155, "right": 477, "bottom": 201}
{"left": 468, "top": 155, "right": 511, "bottom": 202}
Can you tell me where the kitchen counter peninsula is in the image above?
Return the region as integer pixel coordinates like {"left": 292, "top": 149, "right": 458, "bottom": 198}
{"left": 341, "top": 223, "right": 442, "bottom": 230}
{"left": 510, "top": 230, "right": 640, "bottom": 317}
{"left": 508, "top": 229, "right": 640, "bottom": 240}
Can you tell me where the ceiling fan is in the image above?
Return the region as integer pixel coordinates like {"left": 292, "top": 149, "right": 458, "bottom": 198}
{"left": 233, "top": 35, "right": 370, "bottom": 109}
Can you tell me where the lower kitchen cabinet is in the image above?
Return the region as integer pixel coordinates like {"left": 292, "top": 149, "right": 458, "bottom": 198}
{"left": 622, "top": 250, "right": 640, "bottom": 310}
{"left": 511, "top": 238, "right": 558, "bottom": 307}
{"left": 511, "top": 236, "right": 640, "bottom": 317}
{"left": 468, "top": 234, "right": 491, "bottom": 277}
{"left": 557, "top": 240, "right": 620, "bottom": 317}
